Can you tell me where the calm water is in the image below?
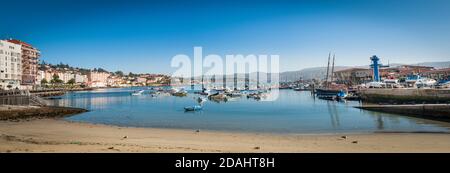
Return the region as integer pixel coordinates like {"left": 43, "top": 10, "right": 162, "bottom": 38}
{"left": 49, "top": 87, "right": 450, "bottom": 134}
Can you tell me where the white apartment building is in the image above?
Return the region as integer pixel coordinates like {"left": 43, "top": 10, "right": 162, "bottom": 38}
{"left": 74, "top": 73, "right": 87, "bottom": 84}
{"left": 0, "top": 40, "right": 22, "bottom": 90}
{"left": 87, "top": 71, "right": 110, "bottom": 87}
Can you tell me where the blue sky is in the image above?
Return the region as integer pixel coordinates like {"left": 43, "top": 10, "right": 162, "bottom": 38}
{"left": 1, "top": 0, "right": 449, "bottom": 74}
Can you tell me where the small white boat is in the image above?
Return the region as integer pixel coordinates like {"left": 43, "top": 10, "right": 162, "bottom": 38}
{"left": 415, "top": 78, "right": 437, "bottom": 88}
{"left": 184, "top": 105, "right": 202, "bottom": 111}
{"left": 131, "top": 90, "right": 145, "bottom": 96}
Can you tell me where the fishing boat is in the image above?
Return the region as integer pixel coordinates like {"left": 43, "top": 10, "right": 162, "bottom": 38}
{"left": 197, "top": 97, "right": 207, "bottom": 103}
{"left": 172, "top": 91, "right": 187, "bottom": 97}
{"left": 404, "top": 74, "right": 437, "bottom": 88}
{"left": 415, "top": 78, "right": 437, "bottom": 88}
{"left": 197, "top": 88, "right": 211, "bottom": 95}
{"left": 293, "top": 87, "right": 309, "bottom": 91}
{"left": 227, "top": 91, "right": 243, "bottom": 97}
{"left": 171, "top": 88, "right": 188, "bottom": 97}
{"left": 315, "top": 53, "right": 348, "bottom": 101}
{"left": 436, "top": 80, "right": 450, "bottom": 88}
{"left": 208, "top": 93, "right": 228, "bottom": 102}
{"left": 131, "top": 90, "right": 145, "bottom": 96}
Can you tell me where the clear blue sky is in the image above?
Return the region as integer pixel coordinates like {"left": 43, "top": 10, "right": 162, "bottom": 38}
{"left": 1, "top": 0, "right": 449, "bottom": 74}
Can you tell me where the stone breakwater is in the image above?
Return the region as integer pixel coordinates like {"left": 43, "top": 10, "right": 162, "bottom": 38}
{"left": 359, "top": 88, "right": 450, "bottom": 104}
{"left": 0, "top": 106, "right": 88, "bottom": 121}
{"left": 355, "top": 104, "right": 450, "bottom": 122}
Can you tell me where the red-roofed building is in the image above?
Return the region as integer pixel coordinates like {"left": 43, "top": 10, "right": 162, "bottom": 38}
{"left": 333, "top": 68, "right": 372, "bottom": 85}
{"left": 6, "top": 39, "right": 40, "bottom": 86}
{"left": 380, "top": 65, "right": 434, "bottom": 78}
{"left": 422, "top": 68, "right": 450, "bottom": 81}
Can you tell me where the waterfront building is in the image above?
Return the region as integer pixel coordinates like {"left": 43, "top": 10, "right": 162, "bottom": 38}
{"left": 146, "top": 76, "right": 164, "bottom": 84}
{"left": 0, "top": 40, "right": 22, "bottom": 90}
{"left": 381, "top": 65, "right": 434, "bottom": 78}
{"left": 107, "top": 75, "right": 123, "bottom": 87}
{"left": 6, "top": 39, "right": 40, "bottom": 86}
{"left": 87, "top": 71, "right": 110, "bottom": 87}
{"left": 74, "top": 73, "right": 88, "bottom": 84}
{"left": 36, "top": 70, "right": 46, "bottom": 84}
{"left": 422, "top": 68, "right": 450, "bottom": 81}
{"left": 333, "top": 68, "right": 372, "bottom": 85}
{"left": 57, "top": 72, "right": 74, "bottom": 83}
{"left": 136, "top": 77, "right": 147, "bottom": 84}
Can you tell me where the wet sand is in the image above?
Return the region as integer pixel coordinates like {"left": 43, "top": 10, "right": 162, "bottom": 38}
{"left": 1, "top": 119, "right": 450, "bottom": 153}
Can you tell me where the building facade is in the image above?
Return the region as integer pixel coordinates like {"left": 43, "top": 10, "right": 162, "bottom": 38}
{"left": 7, "top": 39, "right": 40, "bottom": 86}
{"left": 334, "top": 68, "right": 372, "bottom": 85}
{"left": 380, "top": 65, "right": 434, "bottom": 78}
{"left": 87, "top": 71, "right": 110, "bottom": 87}
{"left": 0, "top": 40, "right": 22, "bottom": 90}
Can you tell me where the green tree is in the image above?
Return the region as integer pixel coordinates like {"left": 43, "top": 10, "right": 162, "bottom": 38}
{"left": 115, "top": 71, "right": 124, "bottom": 76}
{"left": 67, "top": 78, "right": 76, "bottom": 85}
{"left": 50, "top": 74, "right": 63, "bottom": 85}
{"left": 41, "top": 79, "right": 48, "bottom": 85}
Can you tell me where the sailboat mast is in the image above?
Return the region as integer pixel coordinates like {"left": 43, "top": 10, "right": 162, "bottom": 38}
{"left": 330, "top": 54, "right": 335, "bottom": 86}
{"left": 201, "top": 74, "right": 204, "bottom": 90}
{"left": 325, "top": 52, "right": 331, "bottom": 87}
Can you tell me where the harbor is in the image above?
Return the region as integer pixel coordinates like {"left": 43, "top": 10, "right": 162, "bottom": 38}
{"left": 1, "top": 0, "right": 450, "bottom": 155}
{"left": 45, "top": 88, "right": 450, "bottom": 134}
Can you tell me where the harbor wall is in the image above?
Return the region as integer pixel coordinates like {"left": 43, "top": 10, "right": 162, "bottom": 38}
{"left": 359, "top": 88, "right": 450, "bottom": 104}
{"left": 355, "top": 104, "right": 450, "bottom": 122}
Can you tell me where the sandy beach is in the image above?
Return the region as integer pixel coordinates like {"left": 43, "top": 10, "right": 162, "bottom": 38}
{"left": 1, "top": 118, "right": 450, "bottom": 153}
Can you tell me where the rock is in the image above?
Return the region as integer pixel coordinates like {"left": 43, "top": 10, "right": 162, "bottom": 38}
{"left": 341, "top": 136, "right": 347, "bottom": 139}
{"left": 195, "top": 129, "right": 200, "bottom": 133}
{"left": 352, "top": 141, "right": 358, "bottom": 144}
{"left": 123, "top": 136, "right": 128, "bottom": 139}
{"left": 108, "top": 147, "right": 114, "bottom": 149}
{"left": 254, "top": 146, "right": 260, "bottom": 150}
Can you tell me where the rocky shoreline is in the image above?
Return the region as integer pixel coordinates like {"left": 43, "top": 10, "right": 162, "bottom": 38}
{"left": 0, "top": 105, "right": 88, "bottom": 121}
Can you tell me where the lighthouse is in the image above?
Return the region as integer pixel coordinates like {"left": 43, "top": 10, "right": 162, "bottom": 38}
{"left": 370, "top": 55, "right": 389, "bottom": 82}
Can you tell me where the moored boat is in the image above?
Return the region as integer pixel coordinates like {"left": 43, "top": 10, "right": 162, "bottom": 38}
{"left": 131, "top": 90, "right": 145, "bottom": 96}
{"left": 184, "top": 105, "right": 203, "bottom": 111}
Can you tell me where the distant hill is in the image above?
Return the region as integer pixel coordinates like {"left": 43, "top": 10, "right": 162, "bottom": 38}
{"left": 279, "top": 66, "right": 349, "bottom": 82}
{"left": 412, "top": 61, "right": 450, "bottom": 69}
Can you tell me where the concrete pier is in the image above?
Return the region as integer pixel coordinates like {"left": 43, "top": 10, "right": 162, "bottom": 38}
{"left": 355, "top": 104, "right": 450, "bottom": 122}
{"left": 359, "top": 88, "right": 450, "bottom": 104}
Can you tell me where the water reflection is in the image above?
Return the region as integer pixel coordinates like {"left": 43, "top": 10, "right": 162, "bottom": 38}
{"left": 326, "top": 101, "right": 340, "bottom": 129}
